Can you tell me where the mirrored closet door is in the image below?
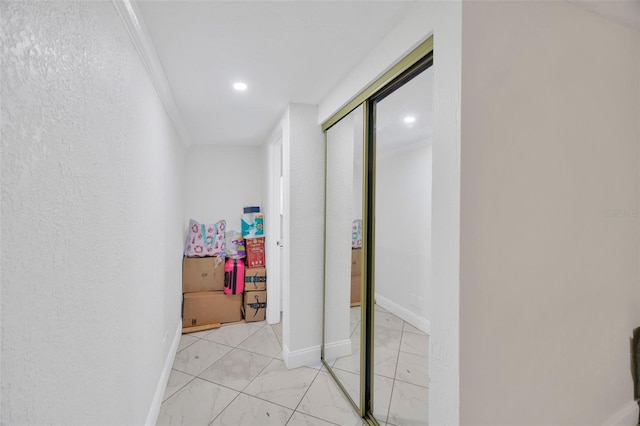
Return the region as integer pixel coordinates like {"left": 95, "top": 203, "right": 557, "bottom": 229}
{"left": 322, "top": 37, "right": 432, "bottom": 425}
{"left": 370, "top": 61, "right": 433, "bottom": 426}
{"left": 323, "top": 104, "right": 364, "bottom": 413}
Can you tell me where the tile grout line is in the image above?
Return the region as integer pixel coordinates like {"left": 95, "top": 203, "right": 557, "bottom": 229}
{"left": 236, "top": 354, "right": 280, "bottom": 394}
{"left": 161, "top": 373, "right": 197, "bottom": 404}
{"left": 203, "top": 323, "right": 263, "bottom": 349}
{"left": 201, "top": 323, "right": 281, "bottom": 426}
{"left": 165, "top": 366, "right": 342, "bottom": 426}
{"left": 200, "top": 324, "right": 318, "bottom": 418}
{"left": 289, "top": 410, "right": 342, "bottom": 426}
{"left": 226, "top": 362, "right": 323, "bottom": 423}
{"left": 159, "top": 321, "right": 296, "bottom": 425}
{"left": 198, "top": 324, "right": 281, "bottom": 393}
{"left": 230, "top": 325, "right": 282, "bottom": 360}
{"left": 233, "top": 322, "right": 266, "bottom": 348}
{"left": 235, "top": 363, "right": 320, "bottom": 409}
{"left": 287, "top": 364, "right": 323, "bottom": 423}
{"left": 168, "top": 316, "right": 424, "bottom": 426}
{"left": 207, "top": 389, "right": 243, "bottom": 426}
{"left": 381, "top": 321, "right": 407, "bottom": 425}
{"left": 237, "top": 390, "right": 299, "bottom": 414}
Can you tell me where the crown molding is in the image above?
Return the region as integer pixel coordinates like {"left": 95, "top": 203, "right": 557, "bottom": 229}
{"left": 112, "top": 0, "right": 192, "bottom": 148}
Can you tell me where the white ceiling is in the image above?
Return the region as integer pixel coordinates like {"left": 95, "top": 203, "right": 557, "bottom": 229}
{"left": 136, "top": 1, "right": 638, "bottom": 148}
{"left": 137, "top": 1, "right": 415, "bottom": 146}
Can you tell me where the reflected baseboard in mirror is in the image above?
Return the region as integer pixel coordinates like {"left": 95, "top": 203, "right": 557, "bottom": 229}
{"left": 324, "top": 303, "right": 430, "bottom": 426}
{"left": 371, "top": 304, "right": 429, "bottom": 425}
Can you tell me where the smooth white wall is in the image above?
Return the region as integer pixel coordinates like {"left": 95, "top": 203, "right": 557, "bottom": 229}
{"left": 262, "top": 123, "right": 282, "bottom": 324}
{"left": 1, "top": 2, "right": 186, "bottom": 425}
{"left": 460, "top": 2, "right": 640, "bottom": 424}
{"left": 185, "top": 145, "right": 262, "bottom": 232}
{"left": 280, "top": 108, "right": 292, "bottom": 353}
{"left": 375, "top": 144, "right": 432, "bottom": 326}
{"left": 352, "top": 121, "right": 363, "bottom": 222}
{"left": 282, "top": 103, "right": 325, "bottom": 368}
{"left": 318, "top": 3, "right": 462, "bottom": 423}
{"left": 325, "top": 109, "right": 359, "bottom": 354}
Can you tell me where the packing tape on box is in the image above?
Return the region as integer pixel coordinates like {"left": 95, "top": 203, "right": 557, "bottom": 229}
{"left": 246, "top": 298, "right": 267, "bottom": 319}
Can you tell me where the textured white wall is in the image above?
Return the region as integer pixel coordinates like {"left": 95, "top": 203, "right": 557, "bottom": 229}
{"left": 318, "top": 3, "right": 462, "bottom": 423}
{"left": 282, "top": 104, "right": 325, "bottom": 367}
{"left": 185, "top": 145, "right": 262, "bottom": 232}
{"left": 375, "top": 145, "right": 432, "bottom": 324}
{"left": 1, "top": 2, "right": 186, "bottom": 424}
{"left": 460, "top": 1, "right": 640, "bottom": 424}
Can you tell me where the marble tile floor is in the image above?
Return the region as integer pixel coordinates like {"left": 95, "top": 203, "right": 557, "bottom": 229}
{"left": 158, "top": 307, "right": 428, "bottom": 426}
{"left": 157, "top": 319, "right": 367, "bottom": 426}
{"left": 329, "top": 305, "right": 429, "bottom": 426}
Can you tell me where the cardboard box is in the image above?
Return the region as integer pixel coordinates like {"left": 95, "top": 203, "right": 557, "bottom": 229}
{"left": 244, "top": 267, "right": 267, "bottom": 291}
{"left": 246, "top": 237, "right": 265, "bottom": 268}
{"left": 351, "top": 248, "right": 362, "bottom": 277}
{"left": 182, "top": 291, "right": 243, "bottom": 328}
{"left": 244, "top": 290, "right": 267, "bottom": 322}
{"left": 182, "top": 256, "right": 225, "bottom": 293}
{"left": 351, "top": 275, "right": 361, "bottom": 304}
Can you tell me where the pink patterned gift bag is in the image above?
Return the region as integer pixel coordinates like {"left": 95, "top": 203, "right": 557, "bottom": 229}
{"left": 184, "top": 219, "right": 226, "bottom": 257}
{"left": 352, "top": 219, "right": 362, "bottom": 249}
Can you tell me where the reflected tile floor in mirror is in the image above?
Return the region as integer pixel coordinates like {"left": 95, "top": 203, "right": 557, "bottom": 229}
{"left": 331, "top": 305, "right": 429, "bottom": 426}
{"left": 157, "top": 319, "right": 367, "bottom": 426}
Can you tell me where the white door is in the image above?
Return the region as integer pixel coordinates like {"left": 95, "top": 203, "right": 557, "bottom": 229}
{"left": 266, "top": 135, "right": 283, "bottom": 324}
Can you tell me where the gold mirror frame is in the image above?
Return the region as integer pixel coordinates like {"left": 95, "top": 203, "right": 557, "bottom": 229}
{"left": 321, "top": 35, "right": 434, "bottom": 425}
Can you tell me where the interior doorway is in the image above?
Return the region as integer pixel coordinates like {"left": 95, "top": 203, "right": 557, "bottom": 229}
{"left": 266, "top": 132, "right": 284, "bottom": 324}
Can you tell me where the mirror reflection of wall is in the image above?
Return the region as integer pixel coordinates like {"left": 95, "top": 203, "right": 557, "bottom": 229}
{"left": 372, "top": 66, "right": 433, "bottom": 425}
{"left": 323, "top": 105, "right": 364, "bottom": 411}
{"left": 352, "top": 119, "right": 363, "bottom": 223}
{"left": 375, "top": 66, "right": 433, "bottom": 328}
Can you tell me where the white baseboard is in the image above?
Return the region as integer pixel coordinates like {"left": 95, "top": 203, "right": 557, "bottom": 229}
{"left": 283, "top": 343, "right": 321, "bottom": 369}
{"left": 375, "top": 293, "right": 431, "bottom": 335}
{"left": 603, "top": 401, "right": 639, "bottom": 426}
{"left": 145, "top": 319, "right": 182, "bottom": 426}
{"left": 323, "top": 339, "right": 353, "bottom": 362}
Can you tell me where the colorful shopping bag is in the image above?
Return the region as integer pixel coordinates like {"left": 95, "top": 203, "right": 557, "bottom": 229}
{"left": 184, "top": 219, "right": 226, "bottom": 257}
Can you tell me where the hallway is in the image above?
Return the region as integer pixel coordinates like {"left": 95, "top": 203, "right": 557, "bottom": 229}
{"left": 3, "top": 1, "right": 640, "bottom": 425}
{"left": 158, "top": 306, "right": 428, "bottom": 425}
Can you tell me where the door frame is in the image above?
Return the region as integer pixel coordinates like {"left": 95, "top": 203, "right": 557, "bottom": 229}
{"left": 266, "top": 125, "right": 284, "bottom": 324}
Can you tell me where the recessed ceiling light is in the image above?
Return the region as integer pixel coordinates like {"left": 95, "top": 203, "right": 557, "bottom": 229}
{"left": 233, "top": 82, "right": 248, "bottom": 91}
{"left": 404, "top": 116, "right": 416, "bottom": 124}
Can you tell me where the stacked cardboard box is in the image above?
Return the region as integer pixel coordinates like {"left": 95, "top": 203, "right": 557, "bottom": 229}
{"left": 181, "top": 207, "right": 267, "bottom": 331}
{"left": 351, "top": 248, "right": 362, "bottom": 305}
{"left": 242, "top": 206, "right": 266, "bottom": 268}
{"left": 241, "top": 207, "right": 266, "bottom": 321}
{"left": 244, "top": 267, "right": 267, "bottom": 322}
{"left": 182, "top": 256, "right": 243, "bottom": 330}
